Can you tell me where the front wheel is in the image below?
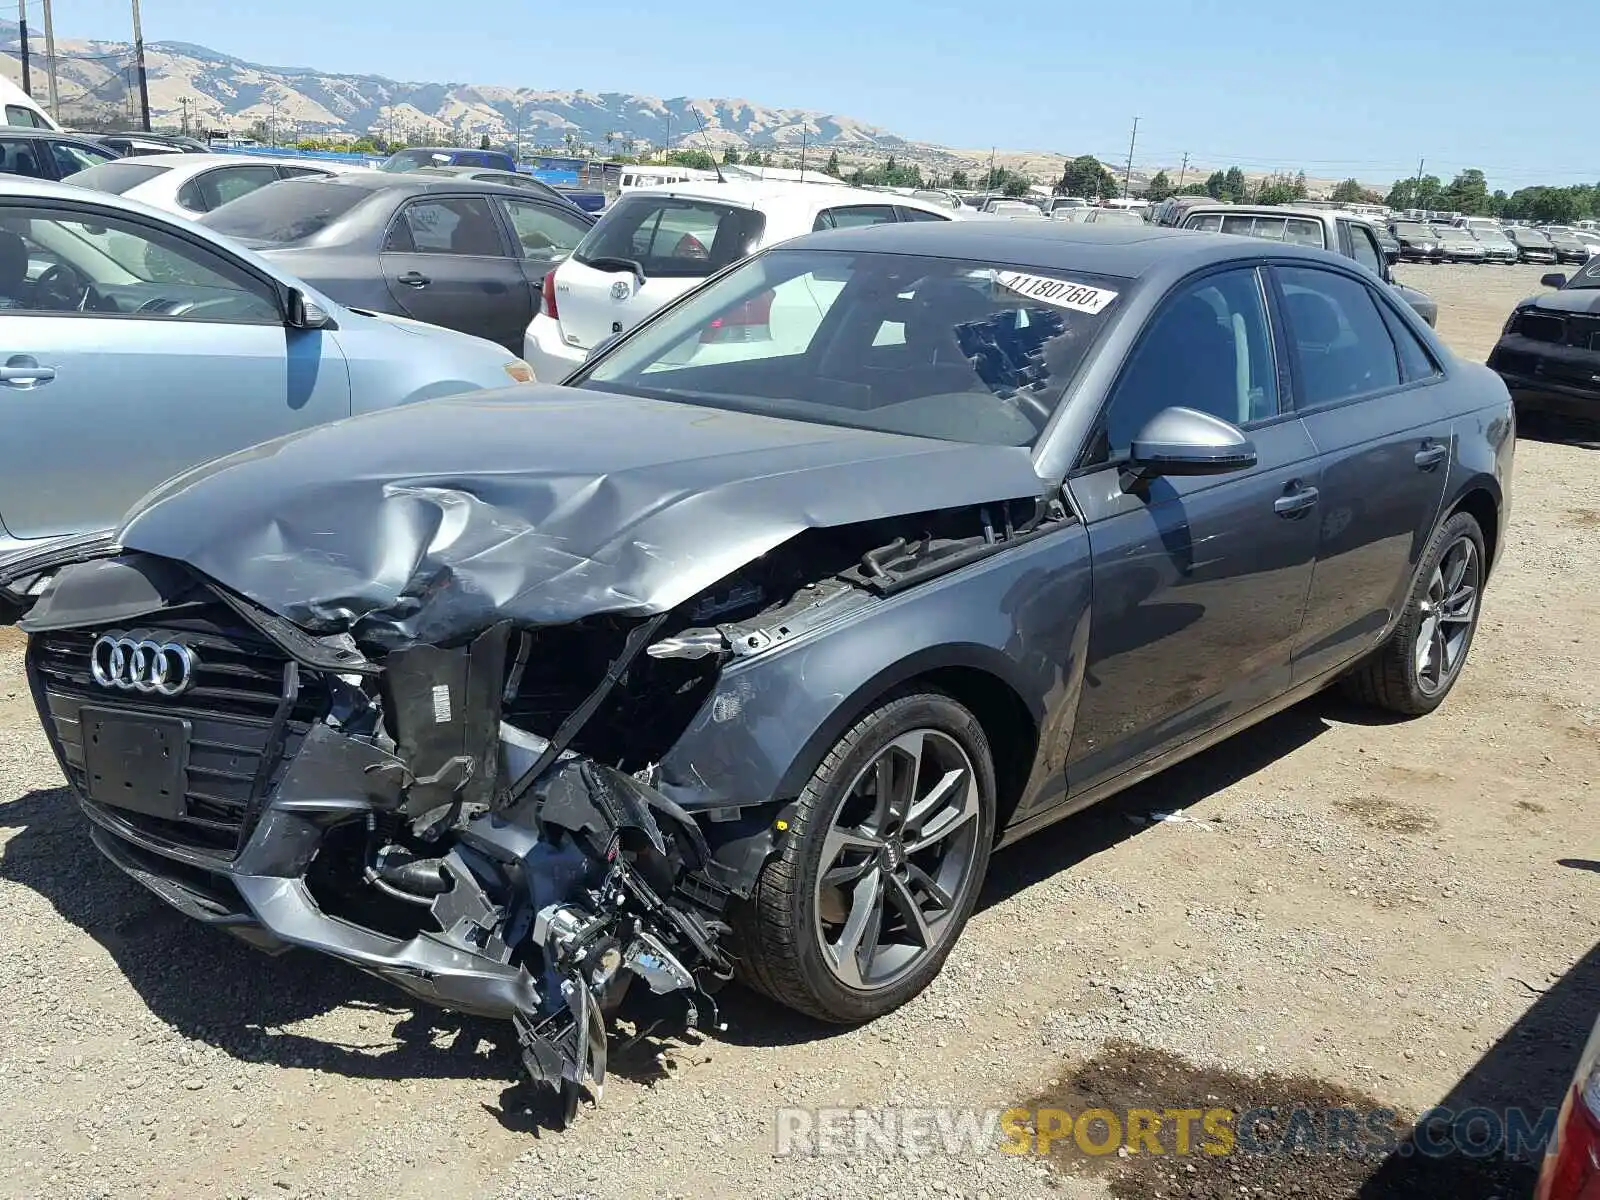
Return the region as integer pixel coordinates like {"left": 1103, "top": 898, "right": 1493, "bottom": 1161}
{"left": 1341, "top": 511, "right": 1485, "bottom": 715}
{"left": 734, "top": 690, "right": 996, "bottom": 1023}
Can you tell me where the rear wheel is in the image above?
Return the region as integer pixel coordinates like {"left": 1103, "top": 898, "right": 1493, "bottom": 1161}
{"left": 734, "top": 690, "right": 995, "bottom": 1023}
{"left": 1341, "top": 511, "right": 1485, "bottom": 715}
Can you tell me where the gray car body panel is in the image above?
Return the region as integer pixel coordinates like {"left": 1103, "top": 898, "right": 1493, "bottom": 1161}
{"left": 5, "top": 222, "right": 1515, "bottom": 1111}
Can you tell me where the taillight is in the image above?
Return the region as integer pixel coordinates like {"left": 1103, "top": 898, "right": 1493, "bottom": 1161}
{"left": 1537, "top": 1059, "right": 1600, "bottom": 1200}
{"left": 541, "top": 273, "right": 559, "bottom": 321}
{"left": 701, "top": 290, "right": 774, "bottom": 344}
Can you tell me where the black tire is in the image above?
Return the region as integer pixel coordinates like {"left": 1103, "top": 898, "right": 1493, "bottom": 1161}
{"left": 1340, "top": 510, "right": 1486, "bottom": 716}
{"left": 733, "top": 689, "right": 996, "bottom": 1024}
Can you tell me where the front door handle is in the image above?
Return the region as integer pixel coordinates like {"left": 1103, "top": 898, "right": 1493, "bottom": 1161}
{"left": 397, "top": 272, "right": 431, "bottom": 289}
{"left": 1414, "top": 442, "right": 1448, "bottom": 470}
{"left": 1274, "top": 483, "right": 1320, "bottom": 518}
{"left": 0, "top": 355, "right": 55, "bottom": 386}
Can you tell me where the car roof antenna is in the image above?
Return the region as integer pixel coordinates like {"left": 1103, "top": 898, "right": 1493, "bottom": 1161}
{"left": 691, "top": 108, "right": 727, "bottom": 184}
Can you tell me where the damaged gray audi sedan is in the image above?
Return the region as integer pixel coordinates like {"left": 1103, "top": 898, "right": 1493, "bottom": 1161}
{"left": 0, "top": 221, "right": 1513, "bottom": 1119}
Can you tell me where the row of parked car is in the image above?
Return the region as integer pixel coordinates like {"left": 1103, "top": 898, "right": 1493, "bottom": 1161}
{"left": 1388, "top": 218, "right": 1599, "bottom": 265}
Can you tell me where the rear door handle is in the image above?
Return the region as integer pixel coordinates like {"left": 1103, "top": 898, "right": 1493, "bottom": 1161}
{"left": 397, "top": 272, "right": 430, "bottom": 288}
{"left": 1414, "top": 442, "right": 1448, "bottom": 470}
{"left": 1274, "top": 483, "right": 1320, "bottom": 518}
{"left": 0, "top": 356, "right": 55, "bottom": 386}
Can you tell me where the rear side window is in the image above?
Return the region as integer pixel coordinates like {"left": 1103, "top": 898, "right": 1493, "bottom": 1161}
{"left": 1277, "top": 266, "right": 1401, "bottom": 409}
{"left": 278, "top": 165, "right": 334, "bottom": 180}
{"left": 178, "top": 164, "right": 281, "bottom": 213}
{"left": 1187, "top": 212, "right": 1223, "bottom": 232}
{"left": 1345, "top": 222, "right": 1384, "bottom": 276}
{"left": 48, "top": 140, "right": 113, "bottom": 177}
{"left": 814, "top": 204, "right": 899, "bottom": 230}
{"left": 385, "top": 197, "right": 505, "bottom": 255}
{"left": 4, "top": 104, "right": 46, "bottom": 129}
{"left": 896, "top": 206, "right": 949, "bottom": 223}
{"left": 1379, "top": 302, "right": 1441, "bottom": 383}
{"left": 60, "top": 160, "right": 172, "bottom": 193}
{"left": 575, "top": 194, "right": 766, "bottom": 278}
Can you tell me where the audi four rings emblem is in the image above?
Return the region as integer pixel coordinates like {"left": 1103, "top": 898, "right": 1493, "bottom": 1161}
{"left": 90, "top": 636, "right": 199, "bottom": 697}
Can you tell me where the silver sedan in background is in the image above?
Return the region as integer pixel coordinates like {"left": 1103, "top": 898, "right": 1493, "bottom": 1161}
{"left": 0, "top": 176, "right": 533, "bottom": 562}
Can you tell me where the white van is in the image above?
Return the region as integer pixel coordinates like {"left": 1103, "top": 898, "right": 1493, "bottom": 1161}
{"left": 618, "top": 166, "right": 719, "bottom": 193}
{"left": 0, "top": 78, "right": 61, "bottom": 132}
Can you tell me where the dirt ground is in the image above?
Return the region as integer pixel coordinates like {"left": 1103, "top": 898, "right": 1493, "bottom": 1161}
{"left": 0, "top": 263, "right": 1594, "bottom": 1200}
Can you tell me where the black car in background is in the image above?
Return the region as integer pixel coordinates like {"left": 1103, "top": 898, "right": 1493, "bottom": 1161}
{"left": 409, "top": 165, "right": 590, "bottom": 213}
{"left": 1489, "top": 260, "right": 1600, "bottom": 420}
{"left": 1508, "top": 226, "right": 1558, "bottom": 264}
{"left": 1542, "top": 228, "right": 1593, "bottom": 265}
{"left": 0, "top": 129, "right": 117, "bottom": 181}
{"left": 1389, "top": 220, "right": 1443, "bottom": 263}
{"left": 200, "top": 172, "right": 596, "bottom": 352}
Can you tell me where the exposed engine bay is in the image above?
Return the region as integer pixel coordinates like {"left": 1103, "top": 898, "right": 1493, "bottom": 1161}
{"left": 1, "top": 491, "right": 1062, "bottom": 1122}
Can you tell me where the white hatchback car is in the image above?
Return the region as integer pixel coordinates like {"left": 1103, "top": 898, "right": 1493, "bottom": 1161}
{"left": 63, "top": 153, "right": 361, "bottom": 219}
{"left": 524, "top": 181, "right": 958, "bottom": 381}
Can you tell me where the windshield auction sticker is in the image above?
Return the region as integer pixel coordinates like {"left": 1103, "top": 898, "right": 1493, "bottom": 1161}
{"left": 994, "top": 272, "right": 1118, "bottom": 314}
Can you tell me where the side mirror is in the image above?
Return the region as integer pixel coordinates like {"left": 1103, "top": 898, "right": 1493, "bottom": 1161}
{"left": 1541, "top": 272, "right": 1568, "bottom": 289}
{"left": 1122, "top": 407, "right": 1257, "bottom": 492}
{"left": 286, "top": 287, "right": 331, "bottom": 330}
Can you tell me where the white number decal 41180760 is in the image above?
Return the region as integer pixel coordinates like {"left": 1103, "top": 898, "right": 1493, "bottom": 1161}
{"left": 994, "top": 271, "right": 1119, "bottom": 314}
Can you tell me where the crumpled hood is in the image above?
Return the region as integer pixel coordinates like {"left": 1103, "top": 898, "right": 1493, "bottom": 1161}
{"left": 115, "top": 386, "right": 1046, "bottom": 644}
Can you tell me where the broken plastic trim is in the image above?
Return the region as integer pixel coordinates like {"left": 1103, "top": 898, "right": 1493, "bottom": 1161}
{"left": 498, "top": 612, "right": 670, "bottom": 809}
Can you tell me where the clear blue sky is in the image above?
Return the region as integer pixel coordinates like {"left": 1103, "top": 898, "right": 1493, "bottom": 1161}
{"left": 42, "top": 0, "right": 1594, "bottom": 190}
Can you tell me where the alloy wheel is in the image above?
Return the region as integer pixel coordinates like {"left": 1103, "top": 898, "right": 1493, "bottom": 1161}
{"left": 813, "top": 728, "right": 983, "bottom": 991}
{"left": 1414, "top": 536, "right": 1479, "bottom": 696}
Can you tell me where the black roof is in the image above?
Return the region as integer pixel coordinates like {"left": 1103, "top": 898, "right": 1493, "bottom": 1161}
{"left": 786, "top": 220, "right": 1338, "bottom": 280}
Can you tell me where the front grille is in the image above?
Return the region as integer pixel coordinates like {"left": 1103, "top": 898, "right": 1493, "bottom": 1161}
{"left": 29, "top": 601, "right": 326, "bottom": 859}
{"left": 1567, "top": 315, "right": 1600, "bottom": 351}
{"left": 1517, "top": 313, "right": 1566, "bottom": 344}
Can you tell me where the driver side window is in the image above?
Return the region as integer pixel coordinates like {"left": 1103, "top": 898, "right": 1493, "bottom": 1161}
{"left": 1084, "top": 267, "right": 1280, "bottom": 467}
{"left": 0, "top": 204, "right": 282, "bottom": 324}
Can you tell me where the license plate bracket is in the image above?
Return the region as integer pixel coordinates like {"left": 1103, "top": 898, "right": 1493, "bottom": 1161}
{"left": 80, "top": 707, "right": 190, "bottom": 819}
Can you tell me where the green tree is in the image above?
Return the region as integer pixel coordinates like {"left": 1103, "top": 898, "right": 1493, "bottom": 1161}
{"left": 1292, "top": 170, "right": 1308, "bottom": 200}
{"left": 948, "top": 168, "right": 969, "bottom": 189}
{"left": 722, "top": 147, "right": 741, "bottom": 165}
{"left": 1002, "top": 175, "right": 1032, "bottom": 198}
{"left": 1143, "top": 169, "right": 1173, "bottom": 202}
{"left": 1223, "top": 166, "right": 1247, "bottom": 202}
{"left": 1442, "top": 168, "right": 1490, "bottom": 215}
{"left": 824, "top": 150, "right": 841, "bottom": 177}
{"left": 665, "top": 148, "right": 717, "bottom": 171}
{"left": 1330, "top": 178, "right": 1366, "bottom": 203}
{"left": 1058, "top": 154, "right": 1117, "bottom": 200}
{"left": 1177, "top": 181, "right": 1210, "bottom": 197}
{"left": 478, "top": 134, "right": 492, "bottom": 150}
{"left": 1203, "top": 170, "right": 1227, "bottom": 199}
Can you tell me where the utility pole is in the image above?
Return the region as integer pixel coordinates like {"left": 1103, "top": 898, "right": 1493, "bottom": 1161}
{"left": 1176, "top": 151, "right": 1190, "bottom": 193}
{"left": 1122, "top": 116, "right": 1140, "bottom": 199}
{"left": 799, "top": 124, "right": 808, "bottom": 177}
{"left": 41, "top": 0, "right": 58, "bottom": 122}
{"left": 1412, "top": 155, "right": 1425, "bottom": 210}
{"left": 985, "top": 145, "right": 996, "bottom": 191}
{"left": 131, "top": 0, "right": 152, "bottom": 131}
{"left": 15, "top": 1, "right": 28, "bottom": 96}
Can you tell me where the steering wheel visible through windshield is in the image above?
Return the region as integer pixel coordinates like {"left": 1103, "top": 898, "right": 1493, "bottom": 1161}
{"left": 0, "top": 206, "right": 282, "bottom": 322}
{"left": 574, "top": 248, "right": 1124, "bottom": 446}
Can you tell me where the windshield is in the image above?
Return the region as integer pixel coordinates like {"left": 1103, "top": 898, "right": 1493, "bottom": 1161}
{"left": 1392, "top": 223, "right": 1435, "bottom": 238}
{"left": 1570, "top": 258, "right": 1600, "bottom": 288}
{"left": 574, "top": 248, "right": 1124, "bottom": 447}
{"left": 63, "top": 161, "right": 172, "bottom": 194}
{"left": 383, "top": 150, "right": 453, "bottom": 172}
{"left": 200, "top": 180, "right": 369, "bottom": 244}
{"left": 1511, "top": 228, "right": 1552, "bottom": 245}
